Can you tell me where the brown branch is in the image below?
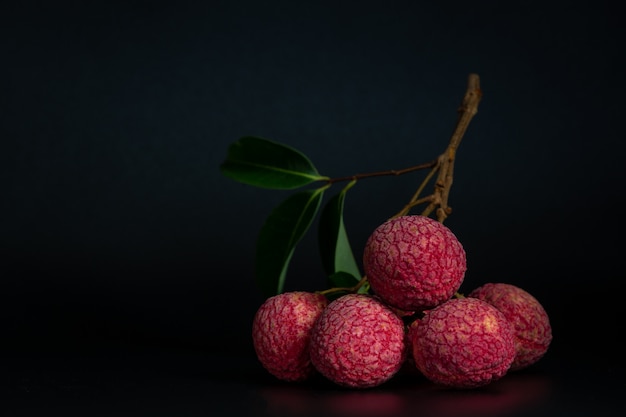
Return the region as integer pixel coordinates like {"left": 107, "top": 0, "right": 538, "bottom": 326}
{"left": 397, "top": 73, "right": 482, "bottom": 223}
{"left": 390, "top": 158, "right": 441, "bottom": 219}
{"left": 433, "top": 73, "right": 482, "bottom": 223}
{"left": 324, "top": 74, "right": 481, "bottom": 224}
{"left": 323, "top": 74, "right": 480, "bottom": 193}
{"left": 315, "top": 74, "right": 481, "bottom": 297}
{"left": 326, "top": 159, "right": 437, "bottom": 185}
{"left": 316, "top": 275, "right": 369, "bottom": 297}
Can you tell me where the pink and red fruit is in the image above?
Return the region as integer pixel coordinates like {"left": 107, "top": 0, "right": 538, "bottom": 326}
{"left": 309, "top": 294, "right": 406, "bottom": 388}
{"left": 411, "top": 297, "right": 516, "bottom": 389}
{"left": 363, "top": 215, "right": 467, "bottom": 311}
{"left": 468, "top": 283, "right": 552, "bottom": 371}
{"left": 252, "top": 291, "right": 328, "bottom": 382}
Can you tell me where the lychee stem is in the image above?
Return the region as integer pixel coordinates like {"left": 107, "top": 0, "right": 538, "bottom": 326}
{"left": 324, "top": 160, "right": 437, "bottom": 185}
{"left": 317, "top": 275, "right": 369, "bottom": 296}
{"left": 390, "top": 163, "right": 439, "bottom": 219}
{"left": 322, "top": 74, "right": 482, "bottom": 226}
{"left": 317, "top": 75, "right": 481, "bottom": 297}
{"left": 393, "top": 73, "right": 482, "bottom": 223}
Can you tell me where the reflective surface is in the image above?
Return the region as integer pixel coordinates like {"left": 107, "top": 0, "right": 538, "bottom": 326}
{"left": 2, "top": 347, "right": 623, "bottom": 417}
{"left": 257, "top": 373, "right": 553, "bottom": 417}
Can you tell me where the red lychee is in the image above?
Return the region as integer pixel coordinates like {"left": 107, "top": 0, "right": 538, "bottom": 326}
{"left": 363, "top": 215, "right": 467, "bottom": 311}
{"left": 410, "top": 297, "right": 516, "bottom": 389}
{"left": 309, "top": 294, "right": 406, "bottom": 388}
{"left": 252, "top": 291, "right": 328, "bottom": 382}
{"left": 468, "top": 283, "right": 552, "bottom": 371}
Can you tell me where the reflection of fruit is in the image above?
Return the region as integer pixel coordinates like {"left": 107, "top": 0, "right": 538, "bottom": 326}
{"left": 468, "top": 283, "right": 552, "bottom": 370}
{"left": 310, "top": 294, "right": 406, "bottom": 388}
{"left": 252, "top": 291, "right": 328, "bottom": 382}
{"left": 363, "top": 215, "right": 466, "bottom": 311}
{"left": 325, "top": 391, "right": 407, "bottom": 417}
{"left": 416, "top": 372, "right": 553, "bottom": 417}
{"left": 411, "top": 297, "right": 516, "bottom": 388}
{"left": 257, "top": 372, "right": 552, "bottom": 417}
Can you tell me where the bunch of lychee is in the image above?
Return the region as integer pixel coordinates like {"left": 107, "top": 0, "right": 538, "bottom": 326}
{"left": 252, "top": 215, "right": 552, "bottom": 389}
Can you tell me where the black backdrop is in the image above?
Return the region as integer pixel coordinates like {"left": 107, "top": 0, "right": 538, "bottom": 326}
{"left": 2, "top": 0, "right": 624, "bottom": 366}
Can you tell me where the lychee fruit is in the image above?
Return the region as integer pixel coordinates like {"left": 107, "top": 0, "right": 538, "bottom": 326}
{"left": 252, "top": 291, "right": 328, "bottom": 382}
{"left": 363, "top": 215, "right": 467, "bottom": 311}
{"left": 309, "top": 293, "right": 406, "bottom": 388}
{"left": 468, "top": 283, "right": 552, "bottom": 371}
{"left": 410, "top": 297, "right": 516, "bottom": 389}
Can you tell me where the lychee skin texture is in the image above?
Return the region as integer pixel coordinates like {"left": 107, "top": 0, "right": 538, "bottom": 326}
{"left": 363, "top": 215, "right": 467, "bottom": 311}
{"left": 309, "top": 294, "right": 406, "bottom": 388}
{"left": 252, "top": 291, "right": 328, "bottom": 382}
{"left": 411, "top": 297, "right": 516, "bottom": 389}
{"left": 468, "top": 283, "right": 552, "bottom": 371}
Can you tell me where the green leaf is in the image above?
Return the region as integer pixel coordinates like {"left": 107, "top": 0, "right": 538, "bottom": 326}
{"left": 357, "top": 280, "right": 370, "bottom": 294}
{"left": 318, "top": 180, "right": 361, "bottom": 283}
{"left": 255, "top": 187, "right": 326, "bottom": 297}
{"left": 220, "top": 136, "right": 329, "bottom": 189}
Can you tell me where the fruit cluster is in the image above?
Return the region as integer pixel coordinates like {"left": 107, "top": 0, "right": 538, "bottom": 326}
{"left": 252, "top": 215, "right": 552, "bottom": 389}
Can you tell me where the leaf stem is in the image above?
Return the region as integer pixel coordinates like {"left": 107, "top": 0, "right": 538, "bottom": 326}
{"left": 325, "top": 160, "right": 438, "bottom": 185}
{"left": 317, "top": 275, "right": 369, "bottom": 297}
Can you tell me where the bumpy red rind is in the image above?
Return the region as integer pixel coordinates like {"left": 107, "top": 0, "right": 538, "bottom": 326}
{"left": 411, "top": 297, "right": 516, "bottom": 388}
{"left": 252, "top": 291, "right": 328, "bottom": 382}
{"left": 468, "top": 282, "right": 552, "bottom": 371}
{"left": 363, "top": 215, "right": 467, "bottom": 311}
{"left": 309, "top": 294, "right": 406, "bottom": 388}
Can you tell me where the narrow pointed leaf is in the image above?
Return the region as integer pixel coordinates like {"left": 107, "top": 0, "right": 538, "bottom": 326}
{"left": 255, "top": 188, "right": 325, "bottom": 297}
{"left": 356, "top": 280, "right": 370, "bottom": 294}
{"left": 318, "top": 181, "right": 361, "bottom": 284}
{"left": 220, "top": 136, "right": 328, "bottom": 189}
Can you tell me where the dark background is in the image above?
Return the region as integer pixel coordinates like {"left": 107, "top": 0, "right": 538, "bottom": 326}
{"left": 1, "top": 1, "right": 625, "bottom": 414}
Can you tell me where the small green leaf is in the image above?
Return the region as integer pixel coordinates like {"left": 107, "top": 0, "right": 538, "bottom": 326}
{"left": 255, "top": 187, "right": 326, "bottom": 297}
{"left": 357, "top": 280, "right": 370, "bottom": 294}
{"left": 318, "top": 180, "right": 361, "bottom": 283}
{"left": 220, "top": 136, "right": 329, "bottom": 189}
